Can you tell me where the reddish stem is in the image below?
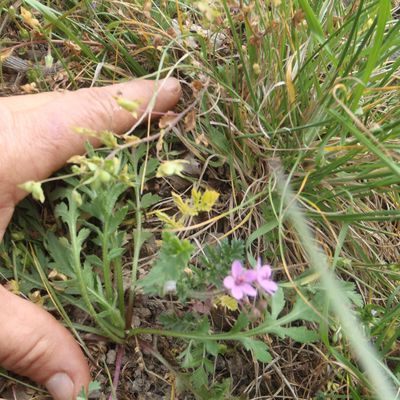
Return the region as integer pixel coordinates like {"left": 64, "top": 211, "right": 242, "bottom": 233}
{"left": 108, "top": 345, "right": 125, "bottom": 400}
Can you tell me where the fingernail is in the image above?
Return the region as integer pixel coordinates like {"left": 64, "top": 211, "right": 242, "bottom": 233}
{"left": 161, "top": 78, "right": 181, "bottom": 95}
{"left": 45, "top": 373, "right": 74, "bottom": 400}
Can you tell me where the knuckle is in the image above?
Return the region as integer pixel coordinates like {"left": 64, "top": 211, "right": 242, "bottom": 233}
{"left": 81, "top": 87, "right": 118, "bottom": 130}
{"left": 8, "top": 334, "right": 54, "bottom": 376}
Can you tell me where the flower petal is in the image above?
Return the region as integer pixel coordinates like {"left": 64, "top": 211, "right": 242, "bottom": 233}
{"left": 223, "top": 276, "right": 235, "bottom": 289}
{"left": 241, "top": 283, "right": 257, "bottom": 297}
{"left": 231, "top": 286, "right": 244, "bottom": 300}
{"left": 231, "top": 260, "right": 244, "bottom": 278}
{"left": 243, "top": 270, "right": 257, "bottom": 282}
{"left": 259, "top": 279, "right": 278, "bottom": 294}
{"left": 257, "top": 265, "right": 272, "bottom": 279}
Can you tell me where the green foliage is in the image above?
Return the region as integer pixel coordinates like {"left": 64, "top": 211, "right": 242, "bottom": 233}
{"left": 188, "top": 239, "right": 245, "bottom": 290}
{"left": 241, "top": 338, "right": 272, "bottom": 363}
{"left": 155, "top": 286, "right": 320, "bottom": 368}
{"left": 77, "top": 381, "right": 101, "bottom": 400}
{"left": 160, "top": 313, "right": 229, "bottom": 397}
{"left": 2, "top": 0, "right": 400, "bottom": 398}
{"left": 138, "top": 232, "right": 194, "bottom": 296}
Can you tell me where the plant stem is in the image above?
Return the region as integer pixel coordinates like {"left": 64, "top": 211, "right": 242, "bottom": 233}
{"left": 114, "top": 254, "right": 125, "bottom": 318}
{"left": 102, "top": 219, "right": 113, "bottom": 302}
{"left": 125, "top": 153, "right": 143, "bottom": 329}
{"left": 69, "top": 201, "right": 124, "bottom": 343}
{"left": 108, "top": 345, "right": 125, "bottom": 400}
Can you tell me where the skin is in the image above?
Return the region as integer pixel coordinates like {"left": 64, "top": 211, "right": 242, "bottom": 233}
{"left": 0, "top": 77, "right": 181, "bottom": 399}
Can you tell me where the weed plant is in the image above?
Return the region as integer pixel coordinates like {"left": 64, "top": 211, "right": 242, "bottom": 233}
{"left": 1, "top": 0, "right": 400, "bottom": 399}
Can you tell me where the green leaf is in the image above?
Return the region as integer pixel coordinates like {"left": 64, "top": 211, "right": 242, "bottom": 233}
{"left": 270, "top": 287, "right": 285, "bottom": 320}
{"left": 76, "top": 381, "right": 101, "bottom": 400}
{"left": 71, "top": 189, "right": 83, "bottom": 206}
{"left": 76, "top": 228, "right": 90, "bottom": 249}
{"left": 241, "top": 338, "right": 272, "bottom": 363}
{"left": 46, "top": 233, "right": 74, "bottom": 276}
{"left": 140, "top": 192, "right": 162, "bottom": 209}
{"left": 192, "top": 366, "right": 208, "bottom": 389}
{"left": 108, "top": 206, "right": 128, "bottom": 233}
{"left": 179, "top": 343, "right": 196, "bottom": 369}
{"left": 229, "top": 312, "right": 249, "bottom": 334}
{"left": 55, "top": 201, "right": 77, "bottom": 228}
{"left": 204, "top": 340, "right": 220, "bottom": 357}
{"left": 82, "top": 261, "right": 94, "bottom": 289}
{"left": 194, "top": 378, "right": 233, "bottom": 400}
{"left": 108, "top": 247, "right": 125, "bottom": 261}
{"left": 338, "top": 280, "right": 364, "bottom": 308}
{"left": 283, "top": 296, "right": 320, "bottom": 324}
{"left": 138, "top": 232, "right": 194, "bottom": 295}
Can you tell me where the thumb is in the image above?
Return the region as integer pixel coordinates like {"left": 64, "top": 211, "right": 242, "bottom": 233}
{"left": 0, "top": 285, "right": 90, "bottom": 400}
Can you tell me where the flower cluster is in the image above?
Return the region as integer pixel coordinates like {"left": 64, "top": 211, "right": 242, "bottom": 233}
{"left": 223, "top": 259, "right": 278, "bottom": 300}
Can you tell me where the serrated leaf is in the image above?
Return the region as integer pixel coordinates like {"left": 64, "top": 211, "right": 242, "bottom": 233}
{"left": 270, "top": 287, "right": 285, "bottom": 320}
{"left": 192, "top": 366, "right": 208, "bottom": 389}
{"left": 138, "top": 232, "right": 194, "bottom": 295}
{"left": 241, "top": 338, "right": 272, "bottom": 363}
{"left": 283, "top": 296, "right": 320, "bottom": 324}
{"left": 55, "top": 201, "right": 77, "bottom": 227}
{"left": 230, "top": 313, "right": 249, "bottom": 334}
{"left": 172, "top": 192, "right": 198, "bottom": 216}
{"left": 198, "top": 317, "right": 210, "bottom": 334}
{"left": 204, "top": 340, "right": 219, "bottom": 357}
{"left": 77, "top": 228, "right": 90, "bottom": 248}
{"left": 155, "top": 211, "right": 184, "bottom": 228}
{"left": 82, "top": 261, "right": 94, "bottom": 289}
{"left": 197, "top": 188, "right": 220, "bottom": 212}
{"left": 46, "top": 233, "right": 74, "bottom": 276}
{"left": 108, "top": 206, "right": 128, "bottom": 233}
{"left": 192, "top": 188, "right": 220, "bottom": 213}
{"left": 179, "top": 344, "right": 195, "bottom": 368}
{"left": 338, "top": 280, "right": 364, "bottom": 308}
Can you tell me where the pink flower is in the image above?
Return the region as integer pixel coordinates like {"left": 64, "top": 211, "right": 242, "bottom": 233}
{"left": 255, "top": 258, "right": 278, "bottom": 295}
{"left": 223, "top": 260, "right": 257, "bottom": 300}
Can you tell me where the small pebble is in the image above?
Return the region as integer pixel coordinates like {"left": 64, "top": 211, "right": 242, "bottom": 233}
{"left": 106, "top": 349, "right": 116, "bottom": 364}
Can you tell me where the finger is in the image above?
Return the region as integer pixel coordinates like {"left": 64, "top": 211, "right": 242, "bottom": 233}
{"left": 0, "top": 285, "right": 90, "bottom": 400}
{"left": 15, "top": 78, "right": 181, "bottom": 182}
{"left": 0, "top": 91, "right": 61, "bottom": 112}
{"left": 0, "top": 205, "right": 14, "bottom": 242}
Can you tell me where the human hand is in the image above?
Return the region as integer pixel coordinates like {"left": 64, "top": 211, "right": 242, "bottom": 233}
{"left": 0, "top": 78, "right": 181, "bottom": 399}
